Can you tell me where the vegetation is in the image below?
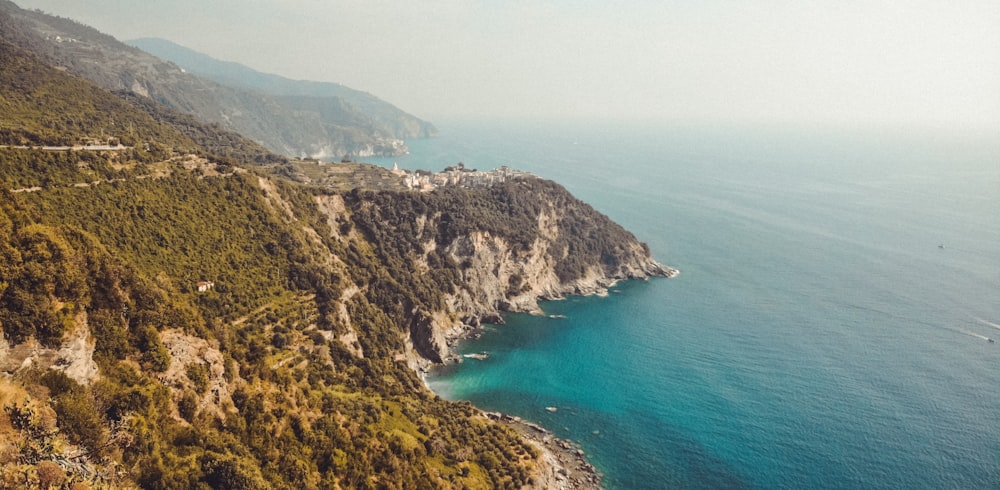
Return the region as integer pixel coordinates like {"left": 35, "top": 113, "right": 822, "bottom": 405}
{"left": 0, "top": 39, "right": 196, "bottom": 150}
{"left": 347, "top": 178, "right": 646, "bottom": 283}
{"left": 1, "top": 169, "right": 541, "bottom": 488}
{"left": 117, "top": 91, "right": 287, "bottom": 166}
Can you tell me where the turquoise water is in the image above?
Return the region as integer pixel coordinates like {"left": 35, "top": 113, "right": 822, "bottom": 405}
{"left": 374, "top": 121, "right": 1000, "bottom": 489}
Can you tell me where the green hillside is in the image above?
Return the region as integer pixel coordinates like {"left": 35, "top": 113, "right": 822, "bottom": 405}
{"left": 0, "top": 36, "right": 542, "bottom": 489}
{"left": 0, "top": 39, "right": 194, "bottom": 150}
{"left": 0, "top": 13, "right": 650, "bottom": 487}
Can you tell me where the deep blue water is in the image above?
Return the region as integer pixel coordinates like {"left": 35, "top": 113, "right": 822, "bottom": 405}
{"left": 373, "top": 121, "right": 1000, "bottom": 489}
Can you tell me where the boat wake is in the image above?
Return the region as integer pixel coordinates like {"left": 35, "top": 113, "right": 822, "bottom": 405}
{"left": 973, "top": 317, "right": 1000, "bottom": 331}
{"left": 948, "top": 326, "right": 994, "bottom": 343}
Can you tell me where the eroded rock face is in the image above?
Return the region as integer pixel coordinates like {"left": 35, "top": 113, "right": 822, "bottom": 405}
{"left": 313, "top": 175, "right": 674, "bottom": 365}
{"left": 0, "top": 314, "right": 99, "bottom": 386}
{"left": 52, "top": 316, "right": 99, "bottom": 386}
{"left": 159, "top": 329, "right": 236, "bottom": 422}
{"left": 438, "top": 227, "right": 668, "bottom": 338}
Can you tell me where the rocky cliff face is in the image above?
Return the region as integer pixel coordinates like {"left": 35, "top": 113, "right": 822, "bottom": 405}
{"left": 337, "top": 176, "right": 675, "bottom": 364}
{"left": 445, "top": 217, "right": 670, "bottom": 315}
{"left": 427, "top": 211, "right": 671, "bottom": 363}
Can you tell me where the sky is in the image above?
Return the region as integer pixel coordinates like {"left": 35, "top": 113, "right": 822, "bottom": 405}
{"left": 15, "top": 0, "right": 1000, "bottom": 129}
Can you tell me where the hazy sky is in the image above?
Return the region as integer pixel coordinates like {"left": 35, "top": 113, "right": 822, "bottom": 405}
{"left": 15, "top": 0, "right": 1000, "bottom": 128}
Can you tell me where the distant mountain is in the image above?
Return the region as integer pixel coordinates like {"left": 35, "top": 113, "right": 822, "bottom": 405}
{"left": 0, "top": 1, "right": 434, "bottom": 158}
{"left": 128, "top": 37, "right": 436, "bottom": 143}
{"left": 0, "top": 35, "right": 284, "bottom": 165}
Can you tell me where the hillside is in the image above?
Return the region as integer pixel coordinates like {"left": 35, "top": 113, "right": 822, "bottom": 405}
{"left": 0, "top": 1, "right": 433, "bottom": 159}
{"left": 0, "top": 39, "right": 195, "bottom": 152}
{"left": 0, "top": 33, "right": 667, "bottom": 490}
{"left": 0, "top": 168, "right": 551, "bottom": 489}
{"left": 0, "top": 9, "right": 670, "bottom": 490}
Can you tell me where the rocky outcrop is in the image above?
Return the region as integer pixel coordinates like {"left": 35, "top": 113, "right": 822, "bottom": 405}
{"left": 0, "top": 313, "right": 99, "bottom": 386}
{"left": 159, "top": 329, "right": 236, "bottom": 423}
{"left": 336, "top": 175, "right": 676, "bottom": 365}
{"left": 444, "top": 220, "right": 669, "bottom": 317}
{"left": 426, "top": 220, "right": 672, "bottom": 362}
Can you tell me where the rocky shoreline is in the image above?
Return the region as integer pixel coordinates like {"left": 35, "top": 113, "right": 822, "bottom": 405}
{"left": 435, "top": 268, "right": 678, "bottom": 366}
{"left": 405, "top": 195, "right": 678, "bottom": 488}
{"left": 484, "top": 411, "right": 603, "bottom": 489}
{"left": 435, "top": 323, "right": 604, "bottom": 489}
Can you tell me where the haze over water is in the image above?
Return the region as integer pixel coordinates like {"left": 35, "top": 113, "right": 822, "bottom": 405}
{"left": 377, "top": 121, "right": 1000, "bottom": 489}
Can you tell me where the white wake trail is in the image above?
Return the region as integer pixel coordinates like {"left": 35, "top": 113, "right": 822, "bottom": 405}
{"left": 973, "top": 317, "right": 1000, "bottom": 331}
{"left": 947, "top": 326, "right": 994, "bottom": 343}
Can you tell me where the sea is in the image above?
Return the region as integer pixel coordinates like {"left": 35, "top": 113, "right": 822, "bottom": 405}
{"left": 369, "top": 120, "right": 1000, "bottom": 489}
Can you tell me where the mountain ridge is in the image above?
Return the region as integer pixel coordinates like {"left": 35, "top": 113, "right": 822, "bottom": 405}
{"left": 0, "top": 1, "right": 433, "bottom": 159}
{"left": 126, "top": 37, "right": 436, "bottom": 140}
{"left": 126, "top": 37, "right": 437, "bottom": 146}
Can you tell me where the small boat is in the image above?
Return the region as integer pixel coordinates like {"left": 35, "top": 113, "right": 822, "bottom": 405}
{"left": 989, "top": 338, "right": 995, "bottom": 343}
{"left": 545, "top": 406, "right": 558, "bottom": 413}
{"left": 462, "top": 352, "right": 489, "bottom": 360}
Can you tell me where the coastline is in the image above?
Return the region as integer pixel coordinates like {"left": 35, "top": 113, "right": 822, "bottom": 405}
{"left": 434, "top": 265, "right": 678, "bottom": 367}
{"left": 485, "top": 411, "right": 603, "bottom": 489}
{"left": 420, "top": 322, "right": 606, "bottom": 488}
{"left": 423, "top": 270, "right": 678, "bottom": 489}
{"left": 421, "top": 362, "right": 602, "bottom": 488}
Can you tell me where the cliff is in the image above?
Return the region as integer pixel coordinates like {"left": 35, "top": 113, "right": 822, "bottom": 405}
{"left": 340, "top": 178, "right": 673, "bottom": 364}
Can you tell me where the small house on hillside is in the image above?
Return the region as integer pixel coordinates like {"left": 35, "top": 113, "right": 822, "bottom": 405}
{"left": 196, "top": 281, "right": 215, "bottom": 292}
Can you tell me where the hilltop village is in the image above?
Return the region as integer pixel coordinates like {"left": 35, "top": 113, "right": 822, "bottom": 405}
{"left": 393, "top": 162, "right": 534, "bottom": 190}
{"left": 295, "top": 158, "right": 537, "bottom": 192}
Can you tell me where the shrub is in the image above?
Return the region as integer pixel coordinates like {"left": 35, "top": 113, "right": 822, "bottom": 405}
{"left": 35, "top": 460, "right": 66, "bottom": 488}
{"left": 177, "top": 392, "right": 197, "bottom": 423}
{"left": 40, "top": 369, "right": 79, "bottom": 397}
{"left": 186, "top": 363, "right": 209, "bottom": 394}
{"left": 52, "top": 391, "right": 105, "bottom": 452}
